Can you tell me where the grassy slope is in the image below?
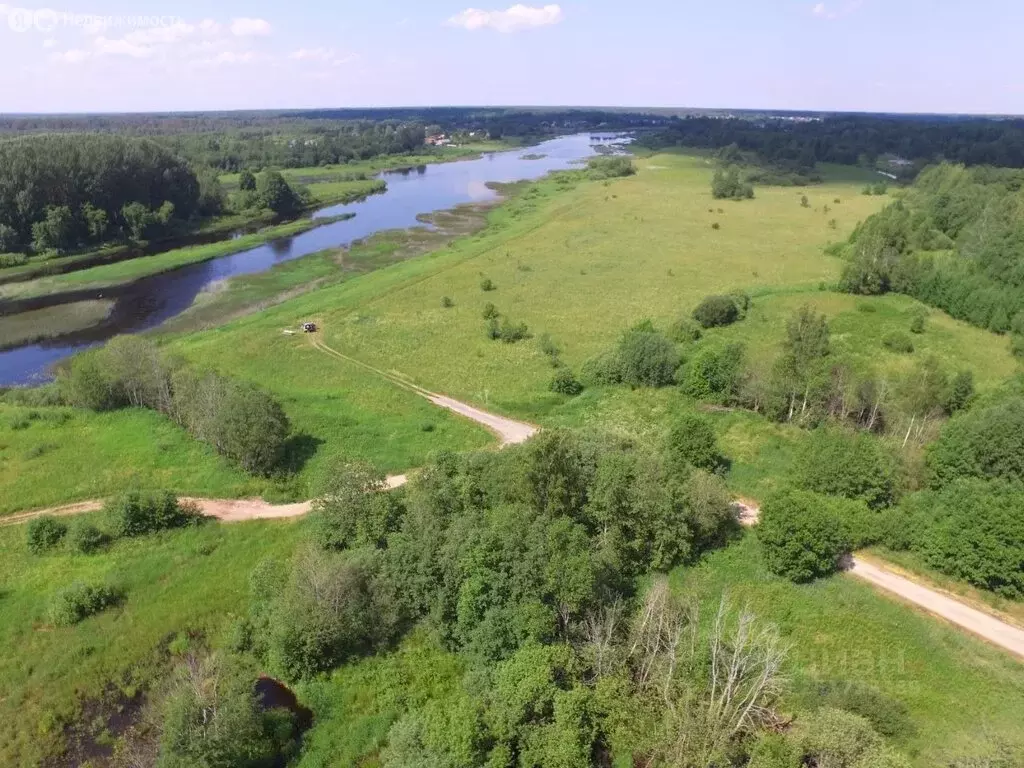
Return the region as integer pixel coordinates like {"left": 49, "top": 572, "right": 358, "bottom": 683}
{"left": 214, "top": 154, "right": 885, "bottom": 412}
{"left": 0, "top": 515, "right": 306, "bottom": 766}
{"left": 3, "top": 153, "right": 1024, "bottom": 766}
{"left": 2, "top": 518, "right": 1020, "bottom": 768}
{"left": 673, "top": 536, "right": 1024, "bottom": 765}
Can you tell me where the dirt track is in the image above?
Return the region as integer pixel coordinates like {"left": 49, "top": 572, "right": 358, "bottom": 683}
{"left": 5, "top": 340, "right": 1021, "bottom": 660}
{"left": 737, "top": 503, "right": 1024, "bottom": 659}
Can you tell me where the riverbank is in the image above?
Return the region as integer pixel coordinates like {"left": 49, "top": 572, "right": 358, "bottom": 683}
{"left": 160, "top": 195, "right": 512, "bottom": 334}
{"left": 0, "top": 214, "right": 355, "bottom": 303}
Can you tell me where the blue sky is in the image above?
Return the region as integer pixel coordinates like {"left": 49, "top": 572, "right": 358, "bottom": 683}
{"left": 1, "top": 0, "right": 1021, "bottom": 114}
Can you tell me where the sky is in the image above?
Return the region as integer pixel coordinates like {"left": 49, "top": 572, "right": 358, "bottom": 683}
{"left": 0, "top": 0, "right": 1022, "bottom": 115}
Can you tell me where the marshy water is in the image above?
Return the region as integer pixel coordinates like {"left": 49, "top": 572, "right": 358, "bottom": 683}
{"left": 0, "top": 134, "right": 616, "bottom": 386}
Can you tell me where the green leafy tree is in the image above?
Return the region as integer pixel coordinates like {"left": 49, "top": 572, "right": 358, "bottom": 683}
{"left": 693, "top": 295, "right": 741, "bottom": 328}
{"left": 256, "top": 170, "right": 302, "bottom": 215}
{"left": 121, "top": 201, "right": 155, "bottom": 240}
{"left": 238, "top": 169, "right": 257, "bottom": 191}
{"left": 311, "top": 459, "right": 400, "bottom": 550}
{"left": 26, "top": 516, "right": 68, "bottom": 554}
{"left": 31, "top": 205, "right": 76, "bottom": 252}
{"left": 158, "top": 652, "right": 297, "bottom": 767}
{"left": 681, "top": 342, "right": 746, "bottom": 403}
{"left": 81, "top": 202, "right": 108, "bottom": 241}
{"left": 666, "top": 412, "right": 722, "bottom": 472}
{"left": 759, "top": 489, "right": 851, "bottom": 582}
{"left": 616, "top": 326, "right": 678, "bottom": 387}
{"left": 793, "top": 428, "right": 899, "bottom": 509}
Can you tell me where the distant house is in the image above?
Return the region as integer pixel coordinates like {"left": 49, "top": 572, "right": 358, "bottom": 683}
{"left": 426, "top": 134, "right": 451, "bottom": 146}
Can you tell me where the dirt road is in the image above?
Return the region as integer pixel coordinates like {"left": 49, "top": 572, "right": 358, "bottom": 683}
{"left": 849, "top": 557, "right": 1024, "bottom": 658}
{"left": 737, "top": 502, "right": 1024, "bottom": 659}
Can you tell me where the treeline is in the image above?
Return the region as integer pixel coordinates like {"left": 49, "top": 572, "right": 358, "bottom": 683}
{"left": 641, "top": 115, "right": 1024, "bottom": 173}
{"left": 837, "top": 163, "right": 1024, "bottom": 354}
{"left": 160, "top": 122, "right": 426, "bottom": 171}
{"left": 60, "top": 336, "right": 292, "bottom": 476}
{"left": 582, "top": 300, "right": 973, "bottom": 445}
{"left": 0, "top": 134, "right": 220, "bottom": 256}
{"left": 579, "top": 300, "right": 1021, "bottom": 600}
{"left": 106, "top": 427, "right": 917, "bottom": 767}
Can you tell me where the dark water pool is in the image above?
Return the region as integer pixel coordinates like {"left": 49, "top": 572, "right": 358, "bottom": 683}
{"left": 0, "top": 134, "right": 615, "bottom": 386}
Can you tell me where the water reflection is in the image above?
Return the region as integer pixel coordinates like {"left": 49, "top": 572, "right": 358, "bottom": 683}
{"left": 0, "top": 133, "right": 617, "bottom": 386}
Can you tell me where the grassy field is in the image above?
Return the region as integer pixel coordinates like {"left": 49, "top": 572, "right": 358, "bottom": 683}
{"left": 2, "top": 514, "right": 1019, "bottom": 768}
{"left": 3, "top": 151, "right": 1024, "bottom": 766}
{"left": 672, "top": 535, "right": 1024, "bottom": 766}
{"left": 0, "top": 299, "right": 114, "bottom": 349}
{"left": 284, "top": 534, "right": 1024, "bottom": 768}
{"left": 192, "top": 153, "right": 886, "bottom": 413}
{"left": 704, "top": 290, "right": 1019, "bottom": 390}
{"left": 0, "top": 215, "right": 352, "bottom": 302}
{"left": 0, "top": 514, "right": 307, "bottom": 766}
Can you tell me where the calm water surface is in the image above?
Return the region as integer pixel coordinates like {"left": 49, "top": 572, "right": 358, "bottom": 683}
{"left": 0, "top": 134, "right": 613, "bottom": 386}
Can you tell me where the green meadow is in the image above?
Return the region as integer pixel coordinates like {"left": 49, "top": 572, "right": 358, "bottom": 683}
{"left": 2, "top": 150, "right": 1023, "bottom": 767}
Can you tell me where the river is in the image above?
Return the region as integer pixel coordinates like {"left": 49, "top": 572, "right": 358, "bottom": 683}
{"left": 0, "top": 133, "right": 611, "bottom": 387}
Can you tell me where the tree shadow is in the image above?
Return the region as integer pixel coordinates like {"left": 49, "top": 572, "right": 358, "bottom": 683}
{"left": 278, "top": 433, "right": 325, "bottom": 475}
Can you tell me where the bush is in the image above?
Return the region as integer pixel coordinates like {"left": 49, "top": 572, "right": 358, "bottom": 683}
{"left": 311, "top": 460, "right": 400, "bottom": 551}
{"left": 882, "top": 332, "right": 914, "bottom": 353}
{"left": 616, "top": 327, "right": 678, "bottom": 387}
{"left": 49, "top": 582, "right": 121, "bottom": 626}
{"left": 26, "top": 516, "right": 68, "bottom": 554}
{"left": 550, "top": 369, "right": 583, "bottom": 396}
{"left": 793, "top": 428, "right": 899, "bottom": 509}
{"left": 909, "top": 311, "right": 927, "bottom": 334}
{"left": 68, "top": 521, "right": 107, "bottom": 554}
{"left": 105, "top": 490, "right": 203, "bottom": 538}
{"left": 797, "top": 708, "right": 884, "bottom": 768}
{"left": 810, "top": 680, "right": 915, "bottom": 739}
{"left": 912, "top": 480, "right": 1024, "bottom": 598}
{"left": 666, "top": 413, "right": 722, "bottom": 472}
{"left": 1011, "top": 334, "right": 1024, "bottom": 358}
{"left": 680, "top": 342, "right": 745, "bottom": 403}
{"left": 538, "top": 333, "right": 561, "bottom": 364}
{"left": 759, "top": 489, "right": 851, "bottom": 582}
{"left": 586, "top": 156, "right": 635, "bottom": 179}
{"left": 693, "top": 295, "right": 741, "bottom": 328}
{"left": 61, "top": 351, "right": 124, "bottom": 411}
{"left": 927, "top": 397, "right": 1024, "bottom": 486}
{"left": 498, "top": 317, "right": 531, "bottom": 343}
{"left": 441, "top": 296, "right": 454, "bottom": 308}
{"left": 480, "top": 278, "right": 497, "bottom": 292}
{"left": 667, "top": 317, "right": 703, "bottom": 343}
{"left": 482, "top": 302, "right": 500, "bottom": 320}
{"left": 174, "top": 371, "right": 291, "bottom": 475}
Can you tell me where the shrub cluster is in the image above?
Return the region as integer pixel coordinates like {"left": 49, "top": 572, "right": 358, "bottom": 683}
{"left": 26, "top": 516, "right": 68, "bottom": 554}
{"left": 104, "top": 490, "right": 203, "bottom": 539}
{"left": 61, "top": 336, "right": 292, "bottom": 476}
{"left": 49, "top": 582, "right": 121, "bottom": 626}
{"left": 692, "top": 294, "right": 744, "bottom": 328}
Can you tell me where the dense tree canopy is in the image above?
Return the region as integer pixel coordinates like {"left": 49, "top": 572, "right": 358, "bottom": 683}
{"left": 0, "top": 134, "right": 200, "bottom": 254}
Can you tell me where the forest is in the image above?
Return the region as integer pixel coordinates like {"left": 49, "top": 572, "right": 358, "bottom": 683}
{"left": 835, "top": 163, "right": 1024, "bottom": 352}
{"left": 641, "top": 115, "right": 1024, "bottom": 173}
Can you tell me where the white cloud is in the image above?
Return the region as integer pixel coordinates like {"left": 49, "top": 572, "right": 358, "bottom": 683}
{"left": 52, "top": 48, "right": 91, "bottom": 63}
{"left": 446, "top": 4, "right": 563, "bottom": 33}
{"left": 811, "top": 0, "right": 863, "bottom": 19}
{"left": 93, "top": 36, "right": 154, "bottom": 58}
{"left": 42, "top": 38, "right": 57, "bottom": 48}
{"left": 203, "top": 50, "right": 258, "bottom": 65}
{"left": 289, "top": 47, "right": 357, "bottom": 66}
{"left": 230, "top": 17, "right": 272, "bottom": 36}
